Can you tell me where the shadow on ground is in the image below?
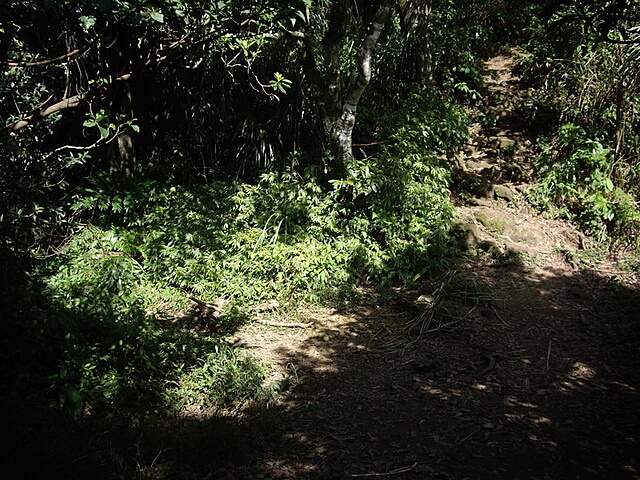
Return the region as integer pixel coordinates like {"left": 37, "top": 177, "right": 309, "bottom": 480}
{"left": 3, "top": 255, "right": 639, "bottom": 480}
{"left": 229, "top": 259, "right": 640, "bottom": 480}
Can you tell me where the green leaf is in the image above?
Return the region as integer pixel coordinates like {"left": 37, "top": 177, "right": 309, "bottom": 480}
{"left": 80, "top": 15, "right": 96, "bottom": 30}
{"left": 604, "top": 177, "right": 614, "bottom": 192}
{"left": 149, "top": 11, "right": 164, "bottom": 23}
{"left": 98, "top": 125, "right": 110, "bottom": 139}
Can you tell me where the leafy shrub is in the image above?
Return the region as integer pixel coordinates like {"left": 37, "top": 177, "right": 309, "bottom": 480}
{"left": 138, "top": 132, "right": 458, "bottom": 300}
{"left": 520, "top": 23, "right": 640, "bottom": 248}
{"left": 42, "top": 226, "right": 270, "bottom": 418}
{"left": 530, "top": 124, "right": 640, "bottom": 243}
{"left": 166, "top": 344, "right": 270, "bottom": 411}
{"left": 384, "top": 87, "right": 470, "bottom": 156}
{"left": 34, "top": 141, "right": 457, "bottom": 418}
{"left": 331, "top": 155, "right": 456, "bottom": 283}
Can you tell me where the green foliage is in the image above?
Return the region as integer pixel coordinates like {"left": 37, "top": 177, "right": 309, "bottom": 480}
{"left": 18, "top": 132, "right": 457, "bottom": 422}
{"left": 0, "top": 145, "right": 86, "bottom": 257}
{"left": 333, "top": 91, "right": 462, "bottom": 281}
{"left": 73, "top": 172, "right": 161, "bottom": 224}
{"left": 137, "top": 179, "right": 348, "bottom": 303}
{"left": 530, "top": 124, "right": 640, "bottom": 242}
{"left": 387, "top": 87, "right": 470, "bottom": 156}
{"left": 139, "top": 159, "right": 455, "bottom": 302}
{"left": 527, "top": 40, "right": 640, "bottom": 147}
{"left": 520, "top": 15, "right": 640, "bottom": 247}
{"left": 38, "top": 225, "right": 271, "bottom": 419}
{"left": 166, "top": 344, "right": 270, "bottom": 411}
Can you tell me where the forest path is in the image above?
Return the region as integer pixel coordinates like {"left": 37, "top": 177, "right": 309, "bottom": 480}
{"left": 219, "top": 49, "right": 640, "bottom": 480}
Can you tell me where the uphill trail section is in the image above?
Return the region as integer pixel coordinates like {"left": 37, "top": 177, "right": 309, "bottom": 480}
{"left": 207, "top": 49, "right": 640, "bottom": 480}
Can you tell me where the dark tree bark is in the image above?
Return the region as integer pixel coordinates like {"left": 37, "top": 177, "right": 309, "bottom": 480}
{"left": 398, "top": 0, "right": 433, "bottom": 85}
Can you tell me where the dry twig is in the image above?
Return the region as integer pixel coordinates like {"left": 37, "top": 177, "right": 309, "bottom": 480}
{"left": 351, "top": 462, "right": 418, "bottom": 477}
{"left": 257, "top": 319, "right": 313, "bottom": 328}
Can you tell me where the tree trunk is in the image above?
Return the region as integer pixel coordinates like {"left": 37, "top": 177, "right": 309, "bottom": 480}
{"left": 105, "top": 78, "right": 137, "bottom": 178}
{"left": 324, "top": 115, "right": 355, "bottom": 175}
{"left": 399, "top": 0, "right": 433, "bottom": 85}
{"left": 310, "top": 0, "right": 393, "bottom": 176}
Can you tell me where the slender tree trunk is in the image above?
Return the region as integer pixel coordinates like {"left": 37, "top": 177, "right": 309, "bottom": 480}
{"left": 107, "top": 78, "right": 137, "bottom": 177}
{"left": 399, "top": 0, "right": 433, "bottom": 85}
{"left": 311, "top": 0, "right": 393, "bottom": 176}
{"left": 614, "top": 76, "right": 625, "bottom": 164}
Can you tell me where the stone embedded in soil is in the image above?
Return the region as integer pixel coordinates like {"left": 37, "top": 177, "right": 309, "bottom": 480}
{"left": 473, "top": 208, "right": 547, "bottom": 249}
{"left": 504, "top": 240, "right": 529, "bottom": 254}
{"left": 493, "top": 185, "right": 515, "bottom": 203}
{"left": 475, "top": 210, "right": 511, "bottom": 235}
{"left": 452, "top": 218, "right": 485, "bottom": 250}
{"left": 488, "top": 135, "right": 517, "bottom": 149}
{"left": 469, "top": 197, "right": 494, "bottom": 207}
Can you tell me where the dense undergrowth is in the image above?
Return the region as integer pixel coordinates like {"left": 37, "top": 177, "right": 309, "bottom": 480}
{"left": 3, "top": 1, "right": 640, "bottom": 478}
{"left": 1, "top": 88, "right": 465, "bottom": 478}
{"left": 51, "top": 90, "right": 461, "bottom": 407}
{"left": 518, "top": 19, "right": 640, "bottom": 247}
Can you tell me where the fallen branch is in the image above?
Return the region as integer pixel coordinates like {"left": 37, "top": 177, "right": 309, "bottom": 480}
{"left": 189, "top": 296, "right": 227, "bottom": 314}
{"left": 257, "top": 319, "right": 313, "bottom": 328}
{"left": 546, "top": 339, "right": 552, "bottom": 372}
{"left": 253, "top": 299, "right": 280, "bottom": 312}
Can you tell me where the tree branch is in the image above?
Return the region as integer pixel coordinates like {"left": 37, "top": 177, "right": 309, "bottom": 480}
{"left": 2, "top": 71, "right": 134, "bottom": 142}
{"left": 345, "top": 0, "right": 393, "bottom": 111}
{"left": 4, "top": 48, "right": 85, "bottom": 67}
{"left": 2, "top": 93, "right": 88, "bottom": 140}
{"left": 322, "top": 0, "right": 353, "bottom": 117}
{"left": 39, "top": 123, "right": 131, "bottom": 162}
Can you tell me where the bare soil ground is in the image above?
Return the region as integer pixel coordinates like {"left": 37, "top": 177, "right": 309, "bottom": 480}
{"left": 210, "top": 50, "right": 640, "bottom": 480}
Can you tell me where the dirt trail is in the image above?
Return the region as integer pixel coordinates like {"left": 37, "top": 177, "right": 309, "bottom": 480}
{"left": 218, "top": 50, "right": 640, "bottom": 480}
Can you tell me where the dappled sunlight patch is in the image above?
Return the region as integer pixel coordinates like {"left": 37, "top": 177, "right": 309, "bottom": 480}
{"left": 569, "top": 361, "right": 597, "bottom": 380}
{"left": 623, "top": 464, "right": 640, "bottom": 476}
{"left": 419, "top": 386, "right": 464, "bottom": 402}
{"left": 533, "top": 416, "right": 553, "bottom": 425}
{"left": 503, "top": 396, "right": 539, "bottom": 410}
{"left": 420, "top": 386, "right": 445, "bottom": 395}
{"left": 608, "top": 381, "right": 638, "bottom": 393}
{"left": 553, "top": 361, "right": 600, "bottom": 394}
{"left": 526, "top": 433, "right": 558, "bottom": 449}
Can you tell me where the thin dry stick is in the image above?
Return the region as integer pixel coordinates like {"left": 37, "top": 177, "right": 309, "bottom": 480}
{"left": 257, "top": 319, "right": 313, "bottom": 328}
{"left": 455, "top": 428, "right": 483, "bottom": 446}
{"left": 546, "top": 339, "right": 552, "bottom": 372}
{"left": 423, "top": 303, "right": 478, "bottom": 334}
{"left": 491, "top": 305, "right": 508, "bottom": 326}
{"left": 351, "top": 462, "right": 418, "bottom": 477}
